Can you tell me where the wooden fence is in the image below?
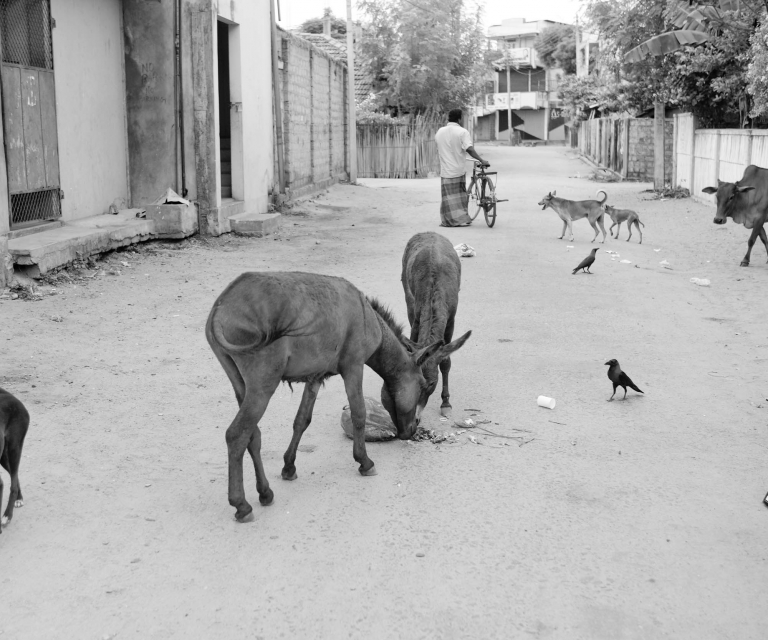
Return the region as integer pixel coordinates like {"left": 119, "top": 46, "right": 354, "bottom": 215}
{"left": 674, "top": 113, "right": 768, "bottom": 204}
{"left": 356, "top": 121, "right": 441, "bottom": 179}
{"left": 579, "top": 118, "right": 629, "bottom": 176}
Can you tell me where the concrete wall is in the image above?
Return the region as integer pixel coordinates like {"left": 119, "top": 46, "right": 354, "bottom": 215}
{"left": 279, "top": 30, "right": 348, "bottom": 196}
{"left": 52, "top": 0, "right": 129, "bottom": 220}
{"left": 123, "top": 0, "right": 177, "bottom": 206}
{"left": 627, "top": 119, "right": 674, "bottom": 183}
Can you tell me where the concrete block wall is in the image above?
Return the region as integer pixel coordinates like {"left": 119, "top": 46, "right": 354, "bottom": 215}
{"left": 627, "top": 119, "right": 674, "bottom": 183}
{"left": 279, "top": 30, "right": 348, "bottom": 197}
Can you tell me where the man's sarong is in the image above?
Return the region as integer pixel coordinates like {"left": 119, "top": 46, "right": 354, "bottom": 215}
{"left": 440, "top": 175, "right": 472, "bottom": 227}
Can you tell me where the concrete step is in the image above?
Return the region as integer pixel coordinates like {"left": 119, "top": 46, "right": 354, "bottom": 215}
{"left": 228, "top": 211, "right": 281, "bottom": 237}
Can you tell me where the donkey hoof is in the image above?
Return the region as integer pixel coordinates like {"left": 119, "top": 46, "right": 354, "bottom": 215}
{"left": 740, "top": 261, "right": 750, "bottom": 267}
{"left": 281, "top": 469, "right": 298, "bottom": 481}
{"left": 359, "top": 464, "right": 377, "bottom": 477}
{"left": 259, "top": 489, "right": 274, "bottom": 506}
{"left": 1, "top": 515, "right": 8, "bottom": 527}
{"left": 235, "top": 509, "right": 254, "bottom": 523}
{"left": 14, "top": 499, "right": 23, "bottom": 508}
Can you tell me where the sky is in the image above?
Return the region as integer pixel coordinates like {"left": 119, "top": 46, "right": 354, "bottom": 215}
{"left": 276, "top": 0, "right": 585, "bottom": 32}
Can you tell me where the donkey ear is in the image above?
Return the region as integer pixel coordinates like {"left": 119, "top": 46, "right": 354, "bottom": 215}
{"left": 411, "top": 340, "right": 444, "bottom": 367}
{"left": 552, "top": 190, "right": 556, "bottom": 196}
{"left": 434, "top": 330, "right": 472, "bottom": 361}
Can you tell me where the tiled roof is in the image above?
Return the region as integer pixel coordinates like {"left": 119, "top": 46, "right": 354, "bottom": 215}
{"left": 294, "top": 33, "right": 373, "bottom": 103}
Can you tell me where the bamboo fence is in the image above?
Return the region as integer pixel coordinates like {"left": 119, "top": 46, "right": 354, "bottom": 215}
{"left": 356, "top": 118, "right": 442, "bottom": 179}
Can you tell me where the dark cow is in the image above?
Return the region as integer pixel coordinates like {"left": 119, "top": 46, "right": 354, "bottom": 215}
{"left": 703, "top": 165, "right": 768, "bottom": 267}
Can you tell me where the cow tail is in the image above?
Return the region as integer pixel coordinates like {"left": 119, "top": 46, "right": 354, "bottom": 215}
{"left": 596, "top": 189, "right": 608, "bottom": 206}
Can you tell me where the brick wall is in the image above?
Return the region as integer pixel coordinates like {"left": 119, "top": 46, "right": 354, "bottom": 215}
{"left": 278, "top": 30, "right": 348, "bottom": 198}
{"left": 627, "top": 119, "right": 674, "bottom": 183}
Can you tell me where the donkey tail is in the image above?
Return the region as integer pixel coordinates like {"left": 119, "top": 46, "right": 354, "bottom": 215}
{"left": 596, "top": 189, "right": 608, "bottom": 205}
{"left": 209, "top": 307, "right": 268, "bottom": 353}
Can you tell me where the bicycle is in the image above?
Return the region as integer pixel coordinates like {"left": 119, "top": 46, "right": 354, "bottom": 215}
{"left": 467, "top": 162, "right": 507, "bottom": 228}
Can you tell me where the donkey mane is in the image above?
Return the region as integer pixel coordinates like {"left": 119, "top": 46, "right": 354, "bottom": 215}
{"left": 366, "top": 296, "right": 410, "bottom": 348}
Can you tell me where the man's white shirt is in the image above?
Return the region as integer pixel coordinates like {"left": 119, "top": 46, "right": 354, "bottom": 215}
{"left": 435, "top": 122, "right": 472, "bottom": 179}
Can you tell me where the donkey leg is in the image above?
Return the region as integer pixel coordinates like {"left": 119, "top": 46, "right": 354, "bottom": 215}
{"left": 281, "top": 380, "right": 321, "bottom": 481}
{"left": 246, "top": 429, "right": 273, "bottom": 507}
{"left": 1, "top": 440, "right": 23, "bottom": 526}
{"left": 440, "top": 316, "right": 455, "bottom": 411}
{"left": 342, "top": 366, "right": 376, "bottom": 476}
{"left": 226, "top": 385, "right": 276, "bottom": 522}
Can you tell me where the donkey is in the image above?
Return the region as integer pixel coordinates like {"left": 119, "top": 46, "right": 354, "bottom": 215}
{"left": 398, "top": 232, "right": 469, "bottom": 417}
{"left": 206, "top": 271, "right": 469, "bottom": 522}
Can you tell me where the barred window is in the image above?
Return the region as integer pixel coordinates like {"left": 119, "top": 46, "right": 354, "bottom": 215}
{"left": 0, "top": 0, "right": 53, "bottom": 70}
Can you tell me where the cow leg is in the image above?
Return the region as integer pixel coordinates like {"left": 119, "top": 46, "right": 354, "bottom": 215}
{"left": 341, "top": 365, "right": 376, "bottom": 476}
{"left": 281, "top": 380, "right": 322, "bottom": 481}
{"left": 246, "top": 428, "right": 273, "bottom": 507}
{"left": 741, "top": 226, "right": 761, "bottom": 266}
{"left": 758, "top": 225, "right": 768, "bottom": 262}
{"left": 440, "top": 316, "right": 456, "bottom": 411}
{"left": 226, "top": 377, "right": 280, "bottom": 522}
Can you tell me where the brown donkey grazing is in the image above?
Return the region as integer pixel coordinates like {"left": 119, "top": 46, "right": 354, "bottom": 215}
{"left": 399, "top": 232, "right": 470, "bottom": 417}
{"left": 206, "top": 271, "right": 466, "bottom": 522}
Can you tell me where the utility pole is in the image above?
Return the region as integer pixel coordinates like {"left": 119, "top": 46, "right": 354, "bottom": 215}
{"left": 346, "top": 0, "right": 358, "bottom": 183}
{"left": 506, "top": 59, "right": 512, "bottom": 146}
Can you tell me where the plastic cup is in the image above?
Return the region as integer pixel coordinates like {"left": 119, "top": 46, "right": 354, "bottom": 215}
{"left": 537, "top": 395, "right": 556, "bottom": 410}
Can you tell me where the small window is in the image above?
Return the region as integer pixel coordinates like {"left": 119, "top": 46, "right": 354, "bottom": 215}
{"left": 0, "top": 0, "right": 53, "bottom": 70}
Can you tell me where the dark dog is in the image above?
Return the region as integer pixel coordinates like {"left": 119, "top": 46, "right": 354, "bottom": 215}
{"left": 0, "top": 387, "right": 29, "bottom": 531}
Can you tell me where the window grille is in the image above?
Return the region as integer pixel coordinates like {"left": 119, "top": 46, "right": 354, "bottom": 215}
{"left": 0, "top": 0, "right": 53, "bottom": 70}
{"left": 10, "top": 188, "right": 61, "bottom": 228}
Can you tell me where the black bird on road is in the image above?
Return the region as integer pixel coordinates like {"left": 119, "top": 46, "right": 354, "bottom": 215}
{"left": 605, "top": 359, "right": 644, "bottom": 401}
{"left": 572, "top": 247, "right": 599, "bottom": 274}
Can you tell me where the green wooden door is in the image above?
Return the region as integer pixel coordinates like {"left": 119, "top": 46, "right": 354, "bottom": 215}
{"left": 0, "top": 0, "right": 60, "bottom": 229}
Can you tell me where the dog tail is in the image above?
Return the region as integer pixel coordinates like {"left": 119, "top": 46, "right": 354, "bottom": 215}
{"left": 596, "top": 189, "right": 607, "bottom": 205}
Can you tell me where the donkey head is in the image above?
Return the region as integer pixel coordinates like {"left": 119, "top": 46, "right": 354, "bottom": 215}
{"left": 380, "top": 331, "right": 471, "bottom": 439}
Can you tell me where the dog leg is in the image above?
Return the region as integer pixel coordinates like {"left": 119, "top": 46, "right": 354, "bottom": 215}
{"left": 559, "top": 218, "right": 567, "bottom": 240}
{"left": 567, "top": 218, "right": 574, "bottom": 242}
{"left": 637, "top": 221, "right": 643, "bottom": 244}
{"left": 597, "top": 215, "right": 608, "bottom": 243}
{"left": 626, "top": 222, "right": 632, "bottom": 242}
{"left": 589, "top": 218, "right": 600, "bottom": 243}
{"left": 609, "top": 222, "right": 617, "bottom": 238}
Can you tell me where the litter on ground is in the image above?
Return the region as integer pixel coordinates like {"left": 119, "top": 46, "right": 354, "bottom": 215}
{"left": 454, "top": 243, "right": 476, "bottom": 258}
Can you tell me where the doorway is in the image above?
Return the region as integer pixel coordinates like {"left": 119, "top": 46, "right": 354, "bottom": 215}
{"left": 1, "top": 0, "right": 62, "bottom": 229}
{"left": 217, "top": 20, "right": 231, "bottom": 199}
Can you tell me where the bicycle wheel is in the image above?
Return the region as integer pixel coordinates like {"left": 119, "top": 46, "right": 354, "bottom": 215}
{"left": 480, "top": 178, "right": 497, "bottom": 227}
{"left": 468, "top": 178, "right": 482, "bottom": 221}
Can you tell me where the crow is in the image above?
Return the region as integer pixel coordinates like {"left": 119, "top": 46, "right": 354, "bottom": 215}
{"left": 572, "top": 247, "right": 599, "bottom": 274}
{"left": 605, "top": 359, "right": 644, "bottom": 401}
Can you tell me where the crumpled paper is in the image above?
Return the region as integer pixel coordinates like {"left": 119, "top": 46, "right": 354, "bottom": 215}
{"left": 454, "top": 243, "right": 476, "bottom": 258}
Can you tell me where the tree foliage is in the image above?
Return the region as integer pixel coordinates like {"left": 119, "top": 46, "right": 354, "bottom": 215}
{"left": 534, "top": 24, "right": 577, "bottom": 75}
{"left": 357, "top": 0, "right": 488, "bottom": 114}
{"left": 579, "top": 0, "right": 761, "bottom": 127}
{"left": 299, "top": 8, "right": 347, "bottom": 40}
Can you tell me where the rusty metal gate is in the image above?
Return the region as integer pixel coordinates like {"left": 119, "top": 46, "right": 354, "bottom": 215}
{"left": 0, "top": 0, "right": 60, "bottom": 229}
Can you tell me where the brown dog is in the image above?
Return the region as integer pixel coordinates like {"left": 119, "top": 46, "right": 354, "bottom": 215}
{"left": 538, "top": 189, "right": 608, "bottom": 243}
{"left": 603, "top": 205, "right": 645, "bottom": 244}
{"left": 0, "top": 387, "right": 29, "bottom": 531}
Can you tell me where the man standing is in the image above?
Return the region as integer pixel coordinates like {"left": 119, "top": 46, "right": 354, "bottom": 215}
{"left": 434, "top": 108, "right": 489, "bottom": 227}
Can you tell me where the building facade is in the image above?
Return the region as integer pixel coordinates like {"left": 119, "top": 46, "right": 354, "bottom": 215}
{"left": 475, "top": 18, "right": 568, "bottom": 143}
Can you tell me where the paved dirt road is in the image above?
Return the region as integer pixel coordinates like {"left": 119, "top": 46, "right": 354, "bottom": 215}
{"left": 2, "top": 146, "right": 767, "bottom": 639}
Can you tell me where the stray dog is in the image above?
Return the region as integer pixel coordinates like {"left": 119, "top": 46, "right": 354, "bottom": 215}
{"left": 538, "top": 190, "right": 608, "bottom": 243}
{"left": 603, "top": 204, "right": 645, "bottom": 244}
{"left": 0, "top": 387, "right": 29, "bottom": 531}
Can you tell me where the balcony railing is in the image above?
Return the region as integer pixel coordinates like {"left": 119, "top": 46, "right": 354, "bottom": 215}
{"left": 485, "top": 91, "right": 547, "bottom": 111}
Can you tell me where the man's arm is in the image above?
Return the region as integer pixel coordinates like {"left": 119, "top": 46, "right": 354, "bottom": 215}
{"left": 466, "top": 146, "right": 489, "bottom": 167}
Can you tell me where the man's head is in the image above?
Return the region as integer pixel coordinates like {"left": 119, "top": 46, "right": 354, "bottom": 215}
{"left": 448, "top": 108, "right": 462, "bottom": 123}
